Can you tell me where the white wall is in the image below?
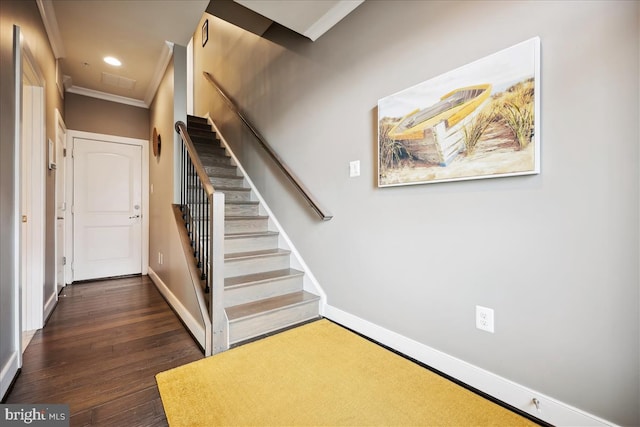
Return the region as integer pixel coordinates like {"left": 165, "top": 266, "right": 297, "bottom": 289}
{"left": 193, "top": 1, "right": 639, "bottom": 425}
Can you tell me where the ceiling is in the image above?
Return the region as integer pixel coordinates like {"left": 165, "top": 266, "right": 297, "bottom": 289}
{"left": 38, "top": 0, "right": 364, "bottom": 109}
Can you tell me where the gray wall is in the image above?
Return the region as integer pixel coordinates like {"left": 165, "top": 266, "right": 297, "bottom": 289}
{"left": 65, "top": 92, "right": 149, "bottom": 140}
{"left": 194, "top": 1, "right": 639, "bottom": 425}
{"left": 149, "top": 49, "right": 205, "bottom": 343}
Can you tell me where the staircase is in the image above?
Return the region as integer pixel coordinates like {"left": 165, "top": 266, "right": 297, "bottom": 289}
{"left": 185, "top": 115, "right": 320, "bottom": 347}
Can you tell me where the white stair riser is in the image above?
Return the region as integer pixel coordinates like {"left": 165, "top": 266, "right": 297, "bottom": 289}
{"left": 225, "top": 218, "right": 268, "bottom": 234}
{"left": 196, "top": 147, "right": 229, "bottom": 159}
{"left": 190, "top": 204, "right": 259, "bottom": 218}
{"left": 198, "top": 154, "right": 232, "bottom": 166}
{"left": 224, "top": 275, "right": 304, "bottom": 307}
{"left": 228, "top": 300, "right": 319, "bottom": 344}
{"left": 225, "top": 234, "right": 278, "bottom": 254}
{"left": 210, "top": 176, "right": 245, "bottom": 188}
{"left": 225, "top": 203, "right": 259, "bottom": 216}
{"left": 224, "top": 253, "right": 290, "bottom": 278}
{"left": 204, "top": 165, "right": 238, "bottom": 177}
{"left": 222, "top": 190, "right": 252, "bottom": 202}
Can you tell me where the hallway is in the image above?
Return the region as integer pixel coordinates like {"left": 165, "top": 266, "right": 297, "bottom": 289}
{"left": 4, "top": 276, "right": 203, "bottom": 426}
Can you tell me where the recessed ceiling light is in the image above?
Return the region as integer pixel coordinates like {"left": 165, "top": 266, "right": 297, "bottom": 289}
{"left": 103, "top": 56, "right": 122, "bottom": 67}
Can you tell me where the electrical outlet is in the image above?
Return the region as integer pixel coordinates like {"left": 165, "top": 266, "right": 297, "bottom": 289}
{"left": 476, "top": 305, "right": 494, "bottom": 333}
{"left": 349, "top": 160, "right": 360, "bottom": 177}
{"left": 158, "top": 252, "right": 163, "bottom": 265}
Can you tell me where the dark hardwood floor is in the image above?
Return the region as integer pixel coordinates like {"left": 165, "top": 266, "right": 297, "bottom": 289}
{"left": 5, "top": 275, "right": 204, "bottom": 426}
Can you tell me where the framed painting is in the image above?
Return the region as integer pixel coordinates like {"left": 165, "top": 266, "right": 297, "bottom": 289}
{"left": 378, "top": 37, "right": 540, "bottom": 187}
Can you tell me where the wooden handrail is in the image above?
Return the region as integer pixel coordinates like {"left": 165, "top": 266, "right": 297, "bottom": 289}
{"left": 203, "top": 71, "right": 333, "bottom": 221}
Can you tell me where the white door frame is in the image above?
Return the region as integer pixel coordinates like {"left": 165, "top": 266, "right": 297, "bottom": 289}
{"left": 65, "top": 130, "right": 149, "bottom": 282}
{"left": 2, "top": 25, "right": 23, "bottom": 400}
{"left": 20, "top": 33, "right": 46, "bottom": 338}
{"left": 54, "top": 108, "right": 67, "bottom": 292}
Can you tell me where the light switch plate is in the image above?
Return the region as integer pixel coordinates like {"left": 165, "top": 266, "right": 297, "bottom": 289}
{"left": 349, "top": 160, "right": 360, "bottom": 177}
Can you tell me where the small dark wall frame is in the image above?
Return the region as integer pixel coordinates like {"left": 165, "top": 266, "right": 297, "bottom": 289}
{"left": 153, "top": 127, "right": 161, "bottom": 157}
{"left": 202, "top": 19, "right": 208, "bottom": 47}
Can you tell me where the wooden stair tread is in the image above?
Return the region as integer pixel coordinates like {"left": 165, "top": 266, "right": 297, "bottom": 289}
{"left": 225, "top": 268, "right": 303, "bottom": 288}
{"left": 216, "top": 186, "right": 251, "bottom": 192}
{"left": 225, "top": 215, "right": 268, "bottom": 221}
{"left": 197, "top": 147, "right": 225, "bottom": 152}
{"left": 205, "top": 163, "right": 236, "bottom": 170}
{"left": 183, "top": 196, "right": 252, "bottom": 207}
{"left": 225, "top": 200, "right": 259, "bottom": 205}
{"left": 187, "top": 115, "right": 208, "bottom": 122}
{"left": 225, "top": 231, "right": 278, "bottom": 239}
{"left": 225, "top": 248, "right": 290, "bottom": 260}
{"left": 196, "top": 216, "right": 266, "bottom": 222}
{"left": 226, "top": 291, "right": 319, "bottom": 321}
{"left": 193, "top": 217, "right": 268, "bottom": 223}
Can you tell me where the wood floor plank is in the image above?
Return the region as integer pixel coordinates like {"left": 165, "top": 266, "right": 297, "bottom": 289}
{"left": 5, "top": 275, "right": 203, "bottom": 426}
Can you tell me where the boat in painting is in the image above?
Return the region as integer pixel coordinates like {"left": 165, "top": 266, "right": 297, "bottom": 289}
{"left": 388, "top": 84, "right": 492, "bottom": 166}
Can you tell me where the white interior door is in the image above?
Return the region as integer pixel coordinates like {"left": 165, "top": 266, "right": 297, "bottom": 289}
{"left": 73, "top": 138, "right": 142, "bottom": 281}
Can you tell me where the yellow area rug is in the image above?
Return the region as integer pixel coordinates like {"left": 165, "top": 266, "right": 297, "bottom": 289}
{"left": 156, "top": 319, "right": 536, "bottom": 426}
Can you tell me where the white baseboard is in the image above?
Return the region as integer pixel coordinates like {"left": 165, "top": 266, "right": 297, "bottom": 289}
{"left": 43, "top": 290, "right": 57, "bottom": 323}
{"left": 0, "top": 352, "right": 19, "bottom": 400}
{"left": 148, "top": 267, "right": 206, "bottom": 349}
{"left": 323, "top": 305, "right": 617, "bottom": 427}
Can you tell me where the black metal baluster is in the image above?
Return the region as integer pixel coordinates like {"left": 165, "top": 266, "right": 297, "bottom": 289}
{"left": 204, "top": 191, "right": 210, "bottom": 293}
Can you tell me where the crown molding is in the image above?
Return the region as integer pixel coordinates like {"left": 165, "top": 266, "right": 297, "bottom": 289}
{"left": 67, "top": 86, "right": 148, "bottom": 109}
{"left": 36, "top": 0, "right": 66, "bottom": 58}
{"left": 303, "top": 0, "right": 364, "bottom": 41}
{"left": 144, "top": 41, "right": 174, "bottom": 107}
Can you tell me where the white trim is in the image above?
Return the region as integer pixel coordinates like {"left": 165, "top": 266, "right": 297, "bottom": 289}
{"left": 148, "top": 267, "right": 205, "bottom": 349}
{"left": 10, "top": 24, "right": 23, "bottom": 393}
{"left": 204, "top": 115, "right": 328, "bottom": 312}
{"left": 186, "top": 38, "right": 194, "bottom": 116}
{"left": 66, "top": 130, "right": 149, "bottom": 281}
{"left": 0, "top": 352, "right": 20, "bottom": 400}
{"left": 303, "top": 0, "right": 364, "bottom": 41}
{"left": 21, "top": 330, "right": 36, "bottom": 354}
{"left": 144, "top": 41, "right": 174, "bottom": 107}
{"left": 66, "top": 86, "right": 148, "bottom": 109}
{"left": 21, "top": 37, "right": 46, "bottom": 332}
{"left": 64, "top": 129, "right": 73, "bottom": 283}
{"left": 35, "top": 0, "right": 66, "bottom": 58}
{"left": 54, "top": 108, "right": 67, "bottom": 292}
{"left": 323, "top": 305, "right": 618, "bottom": 427}
{"left": 43, "top": 290, "right": 57, "bottom": 322}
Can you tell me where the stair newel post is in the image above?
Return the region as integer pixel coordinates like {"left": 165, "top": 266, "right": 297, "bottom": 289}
{"left": 211, "top": 191, "right": 229, "bottom": 353}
